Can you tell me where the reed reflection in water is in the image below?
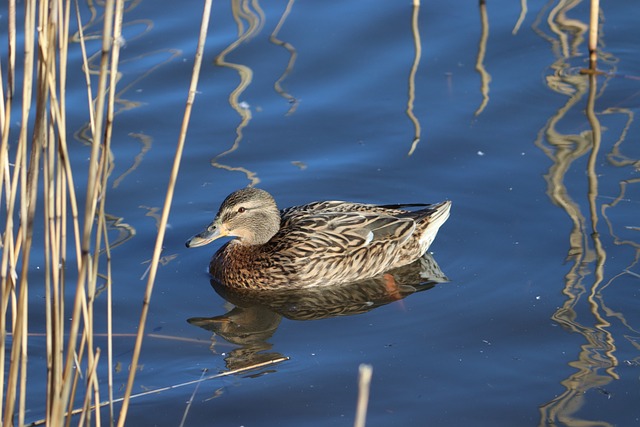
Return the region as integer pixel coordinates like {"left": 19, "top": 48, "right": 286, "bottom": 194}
{"left": 533, "top": 2, "right": 640, "bottom": 425}
{"left": 209, "top": 0, "right": 266, "bottom": 186}
{"left": 209, "top": 0, "right": 428, "bottom": 179}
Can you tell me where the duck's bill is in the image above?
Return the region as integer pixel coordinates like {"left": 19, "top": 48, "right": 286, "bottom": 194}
{"left": 185, "top": 222, "right": 222, "bottom": 248}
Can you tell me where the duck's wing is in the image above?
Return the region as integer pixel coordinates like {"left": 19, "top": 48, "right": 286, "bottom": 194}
{"left": 282, "top": 211, "right": 417, "bottom": 251}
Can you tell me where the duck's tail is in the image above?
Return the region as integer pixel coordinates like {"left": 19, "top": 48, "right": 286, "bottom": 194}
{"left": 415, "top": 200, "right": 451, "bottom": 254}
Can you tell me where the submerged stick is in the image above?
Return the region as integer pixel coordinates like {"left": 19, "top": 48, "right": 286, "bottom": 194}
{"left": 179, "top": 368, "right": 207, "bottom": 427}
{"left": 27, "top": 357, "right": 289, "bottom": 427}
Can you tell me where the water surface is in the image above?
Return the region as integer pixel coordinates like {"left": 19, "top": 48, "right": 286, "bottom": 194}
{"left": 5, "top": 0, "right": 640, "bottom": 425}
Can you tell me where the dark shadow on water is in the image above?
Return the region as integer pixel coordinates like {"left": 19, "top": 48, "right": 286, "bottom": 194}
{"left": 187, "top": 253, "right": 447, "bottom": 370}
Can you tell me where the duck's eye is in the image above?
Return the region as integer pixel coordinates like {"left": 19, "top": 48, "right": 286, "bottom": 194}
{"left": 237, "top": 207, "right": 246, "bottom": 213}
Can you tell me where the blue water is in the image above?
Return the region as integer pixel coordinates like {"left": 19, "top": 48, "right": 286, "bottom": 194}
{"left": 3, "top": 0, "right": 640, "bottom": 425}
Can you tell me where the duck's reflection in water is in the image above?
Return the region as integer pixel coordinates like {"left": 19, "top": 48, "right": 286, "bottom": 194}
{"left": 188, "top": 253, "right": 447, "bottom": 370}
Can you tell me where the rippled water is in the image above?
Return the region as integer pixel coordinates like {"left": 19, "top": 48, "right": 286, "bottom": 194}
{"left": 5, "top": 0, "right": 640, "bottom": 425}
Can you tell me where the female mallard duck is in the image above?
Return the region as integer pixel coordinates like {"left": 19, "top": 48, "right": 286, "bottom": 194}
{"left": 186, "top": 188, "right": 451, "bottom": 290}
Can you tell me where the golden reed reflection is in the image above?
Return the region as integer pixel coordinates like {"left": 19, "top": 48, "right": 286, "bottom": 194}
{"left": 269, "top": 0, "right": 299, "bottom": 115}
{"left": 406, "top": 0, "right": 422, "bottom": 156}
{"left": 210, "top": 0, "right": 265, "bottom": 186}
{"left": 112, "top": 132, "right": 152, "bottom": 188}
{"left": 533, "top": 3, "right": 640, "bottom": 426}
{"left": 212, "top": 1, "right": 426, "bottom": 164}
{"left": 474, "top": 0, "right": 491, "bottom": 116}
{"left": 512, "top": 0, "right": 528, "bottom": 34}
{"left": 210, "top": 0, "right": 302, "bottom": 184}
{"left": 72, "top": 1, "right": 182, "bottom": 261}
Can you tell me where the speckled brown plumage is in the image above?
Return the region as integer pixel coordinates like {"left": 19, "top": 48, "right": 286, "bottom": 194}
{"left": 186, "top": 188, "right": 451, "bottom": 290}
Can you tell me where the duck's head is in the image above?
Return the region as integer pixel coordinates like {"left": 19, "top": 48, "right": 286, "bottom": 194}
{"left": 186, "top": 188, "right": 281, "bottom": 247}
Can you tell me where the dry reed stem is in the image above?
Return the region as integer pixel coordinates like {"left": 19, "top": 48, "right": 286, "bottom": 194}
{"left": 54, "top": 0, "right": 118, "bottom": 422}
{"left": 84, "top": 0, "right": 124, "bottom": 423}
{"left": 588, "top": 0, "right": 600, "bottom": 68}
{"left": 43, "top": 111, "right": 54, "bottom": 425}
{"left": 4, "top": 0, "right": 37, "bottom": 425}
{"left": 39, "top": 8, "right": 78, "bottom": 421}
{"left": 8, "top": 0, "right": 16, "bottom": 94}
{"left": 0, "top": 0, "right": 15, "bottom": 415}
{"left": 101, "top": 217, "right": 115, "bottom": 424}
{"left": 74, "top": 0, "right": 97, "bottom": 139}
{"left": 0, "top": 47, "right": 5, "bottom": 130}
{"left": 77, "top": 348, "right": 101, "bottom": 427}
{"left": 1, "top": 1, "right": 20, "bottom": 416}
{"left": 354, "top": 364, "right": 373, "bottom": 427}
{"left": 46, "top": 22, "right": 77, "bottom": 415}
{"left": 95, "top": 0, "right": 125, "bottom": 420}
{"left": 116, "top": 0, "right": 213, "bottom": 423}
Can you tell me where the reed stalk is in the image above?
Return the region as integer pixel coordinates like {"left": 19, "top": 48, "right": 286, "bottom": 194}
{"left": 116, "top": 0, "right": 213, "bottom": 423}
{"left": 354, "top": 364, "right": 373, "bottom": 427}
{"left": 588, "top": 0, "right": 600, "bottom": 69}
{"left": 3, "top": 2, "right": 36, "bottom": 427}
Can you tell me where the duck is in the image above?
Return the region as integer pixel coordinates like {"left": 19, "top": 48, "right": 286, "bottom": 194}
{"left": 185, "top": 187, "right": 451, "bottom": 290}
